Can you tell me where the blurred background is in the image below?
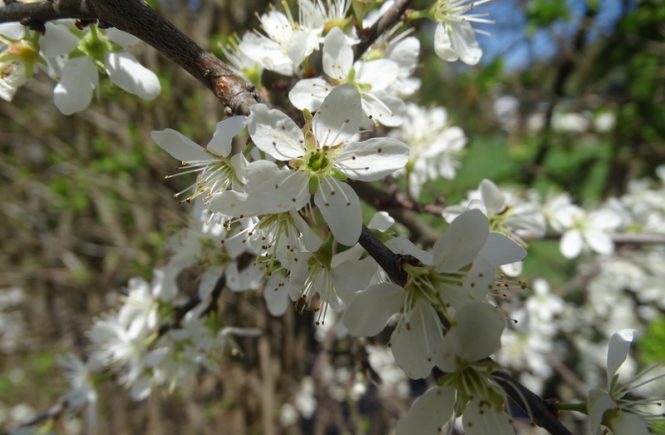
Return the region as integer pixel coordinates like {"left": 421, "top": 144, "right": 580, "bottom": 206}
{"left": 1, "top": 0, "right": 664, "bottom": 433}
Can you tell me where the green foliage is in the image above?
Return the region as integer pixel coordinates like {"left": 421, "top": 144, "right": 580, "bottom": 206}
{"left": 639, "top": 316, "right": 665, "bottom": 365}
{"left": 526, "top": 0, "right": 571, "bottom": 31}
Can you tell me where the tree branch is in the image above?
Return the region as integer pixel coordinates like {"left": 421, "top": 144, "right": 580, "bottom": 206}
{"left": 493, "top": 371, "right": 573, "bottom": 435}
{"left": 535, "top": 232, "right": 665, "bottom": 245}
{"left": 1, "top": 0, "right": 259, "bottom": 115}
{"left": 352, "top": 181, "right": 442, "bottom": 244}
{"left": 8, "top": 399, "right": 68, "bottom": 434}
{"left": 359, "top": 226, "right": 408, "bottom": 285}
{"left": 353, "top": 0, "right": 411, "bottom": 59}
{"left": 87, "top": 0, "right": 258, "bottom": 115}
{"left": 0, "top": 0, "right": 94, "bottom": 23}
{"left": 521, "top": 5, "right": 597, "bottom": 184}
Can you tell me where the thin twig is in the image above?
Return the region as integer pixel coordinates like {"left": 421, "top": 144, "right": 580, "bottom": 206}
{"left": 534, "top": 232, "right": 665, "bottom": 244}
{"left": 7, "top": 400, "right": 68, "bottom": 434}
{"left": 352, "top": 181, "right": 442, "bottom": 244}
{"left": 353, "top": 0, "right": 411, "bottom": 59}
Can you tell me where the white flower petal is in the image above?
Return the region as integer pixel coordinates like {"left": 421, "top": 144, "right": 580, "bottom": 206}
{"left": 587, "top": 388, "right": 615, "bottom": 434}
{"left": 226, "top": 261, "right": 264, "bottom": 291}
{"left": 248, "top": 104, "right": 305, "bottom": 160}
{"left": 288, "top": 77, "right": 331, "bottom": 111}
{"left": 243, "top": 169, "right": 311, "bottom": 215}
{"left": 313, "top": 84, "right": 363, "bottom": 146}
{"left": 129, "top": 376, "right": 152, "bottom": 401}
{"left": 480, "top": 179, "right": 506, "bottom": 215}
{"left": 54, "top": 57, "right": 98, "bottom": 115}
{"left": 230, "top": 152, "right": 250, "bottom": 185}
{"left": 206, "top": 116, "right": 247, "bottom": 157}
{"left": 585, "top": 230, "right": 614, "bottom": 255}
{"left": 500, "top": 261, "right": 523, "bottom": 277}
{"left": 208, "top": 190, "right": 254, "bottom": 217}
{"left": 451, "top": 302, "right": 504, "bottom": 363}
{"left": 151, "top": 128, "right": 212, "bottom": 162}
{"left": 322, "top": 27, "right": 353, "bottom": 80}
{"left": 391, "top": 299, "right": 443, "bottom": 379}
{"left": 286, "top": 29, "right": 317, "bottom": 67}
{"left": 432, "top": 209, "right": 489, "bottom": 273}
{"left": 368, "top": 211, "right": 395, "bottom": 232}
{"left": 337, "top": 137, "right": 409, "bottom": 181}
{"left": 314, "top": 178, "right": 362, "bottom": 246}
{"left": 356, "top": 59, "right": 398, "bottom": 91}
{"left": 264, "top": 274, "right": 292, "bottom": 316}
{"left": 606, "top": 329, "right": 635, "bottom": 384}
{"left": 0, "top": 23, "right": 24, "bottom": 40}
{"left": 41, "top": 23, "right": 79, "bottom": 57}
{"left": 396, "top": 386, "right": 455, "bottom": 435}
{"left": 561, "top": 229, "right": 583, "bottom": 258}
{"left": 299, "top": 0, "right": 325, "bottom": 30}
{"left": 197, "top": 266, "right": 225, "bottom": 300}
{"left": 289, "top": 210, "right": 322, "bottom": 251}
{"left": 259, "top": 11, "right": 291, "bottom": 44}
{"left": 342, "top": 282, "right": 403, "bottom": 337}
{"left": 434, "top": 23, "right": 458, "bottom": 62}
{"left": 463, "top": 399, "right": 515, "bottom": 435}
{"left": 385, "top": 237, "right": 433, "bottom": 265}
{"left": 477, "top": 233, "right": 527, "bottom": 267}
{"left": 331, "top": 256, "right": 377, "bottom": 296}
{"left": 386, "top": 35, "right": 420, "bottom": 73}
{"left": 105, "top": 28, "right": 140, "bottom": 47}
{"left": 449, "top": 21, "right": 482, "bottom": 65}
{"left": 0, "top": 60, "right": 27, "bottom": 101}
{"left": 104, "top": 52, "right": 160, "bottom": 100}
{"left": 239, "top": 32, "right": 293, "bottom": 75}
{"left": 608, "top": 411, "right": 650, "bottom": 435}
{"left": 361, "top": 91, "right": 405, "bottom": 127}
{"left": 331, "top": 244, "right": 366, "bottom": 267}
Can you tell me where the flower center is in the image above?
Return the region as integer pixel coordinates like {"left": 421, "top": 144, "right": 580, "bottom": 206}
{"left": 307, "top": 149, "right": 331, "bottom": 171}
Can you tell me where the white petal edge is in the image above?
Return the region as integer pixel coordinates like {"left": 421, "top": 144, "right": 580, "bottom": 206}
{"left": 104, "top": 51, "right": 161, "bottom": 100}
{"left": 342, "top": 282, "right": 403, "bottom": 337}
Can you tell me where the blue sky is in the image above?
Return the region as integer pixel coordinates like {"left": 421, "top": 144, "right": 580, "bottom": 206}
{"left": 475, "top": 0, "right": 631, "bottom": 71}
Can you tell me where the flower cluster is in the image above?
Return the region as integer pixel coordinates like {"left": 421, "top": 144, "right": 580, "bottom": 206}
{"left": 0, "top": 21, "right": 160, "bottom": 113}
{"left": 55, "top": 203, "right": 263, "bottom": 425}
{"left": 5, "top": 1, "right": 665, "bottom": 434}
{"left": 446, "top": 171, "right": 665, "bottom": 260}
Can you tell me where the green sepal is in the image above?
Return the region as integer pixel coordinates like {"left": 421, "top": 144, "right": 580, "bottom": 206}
{"left": 309, "top": 174, "right": 320, "bottom": 194}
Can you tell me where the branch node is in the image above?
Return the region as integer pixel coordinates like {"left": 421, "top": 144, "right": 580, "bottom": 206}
{"left": 20, "top": 17, "right": 46, "bottom": 33}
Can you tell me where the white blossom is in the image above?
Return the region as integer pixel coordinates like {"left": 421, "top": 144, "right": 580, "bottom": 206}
{"left": 53, "top": 25, "right": 160, "bottom": 114}
{"left": 212, "top": 85, "right": 409, "bottom": 246}
{"left": 430, "top": 0, "right": 492, "bottom": 65}
{"left": 289, "top": 27, "right": 406, "bottom": 126}
{"left": 394, "top": 104, "right": 466, "bottom": 198}
{"left": 151, "top": 116, "right": 249, "bottom": 203}
{"left": 343, "top": 210, "right": 525, "bottom": 378}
